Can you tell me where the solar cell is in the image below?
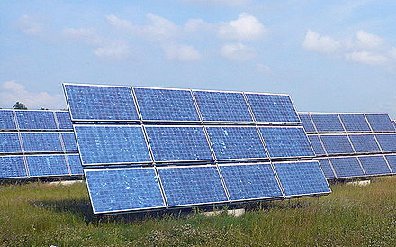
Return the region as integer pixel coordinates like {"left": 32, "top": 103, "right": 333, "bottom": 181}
{"left": 85, "top": 168, "right": 165, "bottom": 214}
{"left": 308, "top": 135, "right": 326, "bottom": 156}
{"left": 318, "top": 159, "right": 336, "bottom": 179}
{"left": 0, "top": 110, "right": 16, "bottom": 130}
{"left": 320, "top": 135, "right": 354, "bottom": 154}
{"left": 66, "top": 154, "right": 84, "bottom": 175}
{"left": 219, "top": 163, "right": 282, "bottom": 201}
{"left": 259, "top": 127, "right": 314, "bottom": 158}
{"left": 61, "top": 132, "right": 78, "bottom": 152}
{"left": 75, "top": 125, "right": 150, "bottom": 165}
{"left": 384, "top": 155, "right": 396, "bottom": 173}
{"left": 375, "top": 134, "right": 396, "bottom": 152}
{"left": 27, "top": 155, "right": 69, "bottom": 177}
{"left": 274, "top": 161, "right": 330, "bottom": 196}
{"left": 329, "top": 157, "right": 364, "bottom": 178}
{"left": 55, "top": 111, "right": 73, "bottom": 130}
{"left": 311, "top": 114, "right": 344, "bottom": 133}
{"left": 134, "top": 87, "right": 199, "bottom": 122}
{"left": 64, "top": 84, "right": 139, "bottom": 121}
{"left": 0, "top": 133, "right": 22, "bottom": 153}
{"left": 145, "top": 126, "right": 212, "bottom": 163}
{"left": 0, "top": 156, "right": 27, "bottom": 178}
{"left": 299, "top": 113, "right": 316, "bottom": 133}
{"left": 192, "top": 90, "right": 252, "bottom": 123}
{"left": 245, "top": 93, "right": 299, "bottom": 123}
{"left": 206, "top": 126, "right": 267, "bottom": 161}
{"left": 348, "top": 134, "right": 380, "bottom": 153}
{"left": 365, "top": 114, "right": 395, "bottom": 132}
{"left": 393, "top": 120, "right": 396, "bottom": 130}
{"left": 158, "top": 166, "right": 228, "bottom": 207}
{"left": 358, "top": 155, "right": 391, "bottom": 175}
{"left": 15, "top": 110, "right": 57, "bottom": 130}
{"left": 339, "top": 114, "right": 371, "bottom": 132}
{"left": 21, "top": 133, "right": 62, "bottom": 152}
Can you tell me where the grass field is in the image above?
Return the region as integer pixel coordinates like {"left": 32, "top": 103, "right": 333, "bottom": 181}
{"left": 1, "top": 178, "right": 396, "bottom": 247}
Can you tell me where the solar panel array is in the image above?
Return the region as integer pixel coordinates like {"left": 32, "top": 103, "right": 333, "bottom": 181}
{"left": 64, "top": 84, "right": 330, "bottom": 214}
{"left": 299, "top": 112, "right": 396, "bottom": 180}
{"left": 0, "top": 110, "right": 83, "bottom": 179}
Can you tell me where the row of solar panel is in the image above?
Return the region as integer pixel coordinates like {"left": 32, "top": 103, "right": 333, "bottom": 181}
{"left": 299, "top": 113, "right": 395, "bottom": 133}
{"left": 85, "top": 160, "right": 330, "bottom": 214}
{"left": 0, "top": 110, "right": 72, "bottom": 131}
{"left": 0, "top": 154, "right": 83, "bottom": 179}
{"left": 318, "top": 154, "right": 396, "bottom": 179}
{"left": 308, "top": 133, "right": 396, "bottom": 156}
{"left": 74, "top": 125, "right": 314, "bottom": 166}
{"left": 64, "top": 84, "right": 300, "bottom": 124}
{"left": 0, "top": 132, "right": 77, "bottom": 154}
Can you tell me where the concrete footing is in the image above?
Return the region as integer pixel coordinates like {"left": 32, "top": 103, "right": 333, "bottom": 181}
{"left": 201, "top": 208, "right": 246, "bottom": 217}
{"left": 346, "top": 180, "right": 371, "bottom": 187}
{"left": 47, "top": 180, "right": 84, "bottom": 186}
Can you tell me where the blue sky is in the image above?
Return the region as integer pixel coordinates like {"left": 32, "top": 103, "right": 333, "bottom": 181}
{"left": 0, "top": 0, "right": 395, "bottom": 118}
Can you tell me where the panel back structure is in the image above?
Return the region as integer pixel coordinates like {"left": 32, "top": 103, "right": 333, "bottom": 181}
{"left": 0, "top": 109, "right": 82, "bottom": 179}
{"left": 299, "top": 112, "right": 396, "bottom": 180}
{"left": 64, "top": 83, "right": 330, "bottom": 214}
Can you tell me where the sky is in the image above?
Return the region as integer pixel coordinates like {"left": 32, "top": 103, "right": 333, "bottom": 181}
{"left": 0, "top": 0, "right": 395, "bottom": 118}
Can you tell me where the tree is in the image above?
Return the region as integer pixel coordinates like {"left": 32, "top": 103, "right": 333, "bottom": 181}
{"left": 13, "top": 102, "right": 28, "bottom": 110}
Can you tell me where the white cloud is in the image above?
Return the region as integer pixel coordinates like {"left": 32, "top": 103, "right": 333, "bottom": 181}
{"left": 17, "top": 15, "right": 43, "bottom": 35}
{"left": 219, "top": 13, "right": 266, "bottom": 41}
{"left": 346, "top": 51, "right": 388, "bottom": 65}
{"left": 94, "top": 41, "right": 131, "bottom": 60}
{"left": 302, "top": 30, "right": 340, "bottom": 53}
{"left": 62, "top": 28, "right": 100, "bottom": 44}
{"left": 221, "top": 43, "right": 256, "bottom": 60}
{"left": 355, "top": 30, "right": 384, "bottom": 49}
{"left": 184, "top": 0, "right": 250, "bottom": 6}
{"left": 163, "top": 44, "right": 202, "bottom": 61}
{"left": 106, "top": 14, "right": 135, "bottom": 31}
{"left": 0, "top": 81, "right": 64, "bottom": 109}
{"left": 256, "top": 63, "right": 272, "bottom": 75}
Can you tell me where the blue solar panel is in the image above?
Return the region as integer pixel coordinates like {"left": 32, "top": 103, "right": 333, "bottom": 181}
{"left": 0, "top": 156, "right": 27, "bottom": 178}
{"left": 330, "top": 157, "right": 364, "bottom": 178}
{"left": 158, "top": 166, "right": 228, "bottom": 206}
{"left": 55, "top": 111, "right": 73, "bottom": 130}
{"left": 375, "top": 134, "right": 396, "bottom": 152}
{"left": 308, "top": 135, "right": 326, "bottom": 156}
{"left": 0, "top": 133, "right": 21, "bottom": 153}
{"left": 66, "top": 154, "right": 83, "bottom": 175}
{"left": 299, "top": 113, "right": 316, "bottom": 133}
{"left": 384, "top": 155, "right": 396, "bottom": 173}
{"left": 134, "top": 88, "right": 199, "bottom": 122}
{"left": 245, "top": 93, "right": 299, "bottom": 123}
{"left": 145, "top": 126, "right": 212, "bottom": 162}
{"left": 21, "top": 133, "right": 62, "bottom": 152}
{"left": 259, "top": 127, "right": 314, "bottom": 158}
{"left": 193, "top": 90, "right": 252, "bottom": 122}
{"left": 207, "top": 127, "right": 267, "bottom": 161}
{"left": 61, "top": 132, "right": 78, "bottom": 152}
{"left": 318, "top": 159, "right": 336, "bottom": 179}
{"left": 393, "top": 120, "right": 396, "bottom": 130}
{"left": 65, "top": 84, "right": 139, "bottom": 121}
{"left": 320, "top": 135, "right": 354, "bottom": 154}
{"left": 0, "top": 110, "right": 16, "bottom": 130}
{"left": 27, "top": 155, "right": 69, "bottom": 177}
{"left": 339, "top": 114, "right": 371, "bottom": 132}
{"left": 85, "top": 168, "right": 165, "bottom": 214}
{"left": 311, "top": 114, "right": 344, "bottom": 133}
{"left": 274, "top": 161, "right": 330, "bottom": 196}
{"left": 365, "top": 114, "right": 395, "bottom": 132}
{"left": 15, "top": 110, "right": 57, "bottom": 130}
{"left": 358, "top": 156, "right": 391, "bottom": 175}
{"left": 349, "top": 134, "right": 380, "bottom": 153}
{"left": 220, "top": 164, "right": 282, "bottom": 201}
{"left": 75, "top": 125, "right": 150, "bottom": 165}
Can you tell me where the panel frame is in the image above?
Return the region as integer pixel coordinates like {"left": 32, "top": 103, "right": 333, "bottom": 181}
{"left": 357, "top": 154, "right": 392, "bottom": 177}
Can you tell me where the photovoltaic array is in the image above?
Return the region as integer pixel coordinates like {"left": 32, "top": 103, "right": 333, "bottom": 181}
{"left": 0, "top": 110, "right": 83, "bottom": 179}
{"left": 64, "top": 84, "right": 330, "bottom": 214}
{"left": 299, "top": 112, "right": 396, "bottom": 179}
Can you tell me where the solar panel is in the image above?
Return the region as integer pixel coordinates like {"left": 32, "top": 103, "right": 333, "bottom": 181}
{"left": 145, "top": 126, "right": 212, "bottom": 163}
{"left": 134, "top": 87, "right": 199, "bottom": 122}
{"left": 85, "top": 167, "right": 165, "bottom": 214}
{"left": 27, "top": 155, "right": 69, "bottom": 177}
{"left": 61, "top": 132, "right": 78, "bottom": 152}
{"left": 74, "top": 125, "right": 150, "bottom": 165}
{"left": 245, "top": 93, "right": 299, "bottom": 123}
{"left": 55, "top": 111, "right": 73, "bottom": 130}
{"left": 329, "top": 157, "right": 364, "bottom": 178}
{"left": 219, "top": 163, "right": 282, "bottom": 201}
{"left": 64, "top": 84, "right": 139, "bottom": 121}
{"left": 365, "top": 114, "right": 395, "bottom": 132}
{"left": 311, "top": 114, "right": 344, "bottom": 133}
{"left": 206, "top": 126, "right": 267, "bottom": 161}
{"left": 21, "top": 133, "right": 62, "bottom": 152}
{"left": 358, "top": 155, "right": 391, "bottom": 175}
{"left": 158, "top": 166, "right": 228, "bottom": 207}
{"left": 299, "top": 113, "right": 316, "bottom": 133}
{"left": 339, "top": 114, "right": 371, "bottom": 132}
{"left": 375, "top": 134, "right": 396, "bottom": 152}
{"left": 348, "top": 134, "right": 380, "bottom": 153}
{"left": 317, "top": 159, "right": 336, "bottom": 179}
{"left": 319, "top": 135, "right": 354, "bottom": 155}
{"left": 0, "top": 156, "right": 27, "bottom": 178}
{"left": 66, "top": 154, "right": 84, "bottom": 175}
{"left": 192, "top": 90, "right": 252, "bottom": 123}
{"left": 259, "top": 127, "right": 314, "bottom": 158}
{"left": 0, "top": 110, "right": 16, "bottom": 130}
{"left": 15, "top": 110, "right": 57, "bottom": 130}
{"left": 308, "top": 135, "right": 326, "bottom": 156}
{"left": 384, "top": 155, "right": 396, "bottom": 173}
{"left": 393, "top": 120, "right": 396, "bottom": 130}
{"left": 274, "top": 161, "right": 330, "bottom": 196}
{"left": 0, "top": 133, "right": 21, "bottom": 153}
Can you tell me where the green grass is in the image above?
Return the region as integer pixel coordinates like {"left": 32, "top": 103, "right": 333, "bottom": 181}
{"left": 1, "top": 178, "right": 396, "bottom": 246}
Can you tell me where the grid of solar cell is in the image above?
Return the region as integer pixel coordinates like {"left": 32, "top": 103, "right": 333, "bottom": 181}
{"left": 375, "top": 134, "right": 396, "bottom": 152}
{"left": 358, "top": 156, "right": 391, "bottom": 175}
{"left": 0, "top": 110, "right": 16, "bottom": 130}
{"left": 27, "top": 155, "right": 69, "bottom": 177}
{"left": 317, "top": 159, "right": 336, "bottom": 179}
{"left": 311, "top": 114, "right": 344, "bottom": 133}
{"left": 61, "top": 132, "right": 78, "bottom": 152}
{"left": 67, "top": 154, "right": 84, "bottom": 175}
{"left": 384, "top": 155, "right": 396, "bottom": 172}
{"left": 0, "top": 156, "right": 27, "bottom": 178}
{"left": 348, "top": 134, "right": 380, "bottom": 153}
{"left": 329, "top": 157, "right": 364, "bottom": 178}
{"left": 339, "top": 114, "right": 371, "bottom": 132}
{"left": 299, "top": 113, "right": 316, "bottom": 133}
{"left": 21, "top": 133, "right": 63, "bottom": 152}
{"left": 308, "top": 135, "right": 326, "bottom": 156}
{"left": 0, "top": 133, "right": 21, "bottom": 153}
{"left": 320, "top": 135, "right": 354, "bottom": 155}
{"left": 15, "top": 110, "right": 58, "bottom": 130}
{"left": 55, "top": 111, "right": 73, "bottom": 130}
{"left": 365, "top": 114, "right": 395, "bottom": 132}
